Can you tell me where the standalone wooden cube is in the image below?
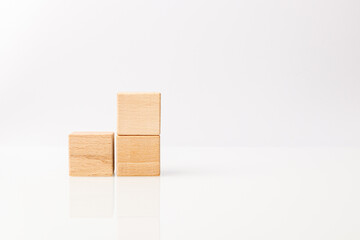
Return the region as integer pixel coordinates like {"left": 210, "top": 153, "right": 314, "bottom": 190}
{"left": 69, "top": 132, "right": 114, "bottom": 176}
{"left": 116, "top": 136, "right": 160, "bottom": 176}
{"left": 117, "top": 92, "right": 161, "bottom": 135}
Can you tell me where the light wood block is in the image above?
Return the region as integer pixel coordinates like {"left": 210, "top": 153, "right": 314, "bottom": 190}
{"left": 69, "top": 132, "right": 114, "bottom": 176}
{"left": 117, "top": 92, "right": 161, "bottom": 135}
{"left": 116, "top": 136, "right": 160, "bottom": 176}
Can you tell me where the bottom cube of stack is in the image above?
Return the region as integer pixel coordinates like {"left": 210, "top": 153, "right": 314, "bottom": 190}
{"left": 116, "top": 136, "right": 160, "bottom": 176}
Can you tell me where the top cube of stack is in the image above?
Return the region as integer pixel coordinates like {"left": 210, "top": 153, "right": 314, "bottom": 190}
{"left": 117, "top": 92, "right": 161, "bottom": 135}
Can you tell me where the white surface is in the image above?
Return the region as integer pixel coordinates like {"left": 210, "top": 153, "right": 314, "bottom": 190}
{"left": 1, "top": 0, "right": 360, "bottom": 147}
{"left": 2, "top": 1, "right": 359, "bottom": 238}
{"left": 1, "top": 146, "right": 359, "bottom": 239}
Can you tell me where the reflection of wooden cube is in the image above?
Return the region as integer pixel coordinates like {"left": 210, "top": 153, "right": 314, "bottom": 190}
{"left": 117, "top": 177, "right": 160, "bottom": 217}
{"left": 69, "top": 132, "right": 114, "bottom": 176}
{"left": 116, "top": 136, "right": 160, "bottom": 176}
{"left": 117, "top": 92, "right": 161, "bottom": 135}
{"left": 117, "top": 177, "right": 160, "bottom": 240}
{"left": 69, "top": 177, "right": 114, "bottom": 218}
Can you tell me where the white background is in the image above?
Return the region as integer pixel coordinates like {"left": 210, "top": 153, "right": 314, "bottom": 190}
{"left": 1, "top": 0, "right": 360, "bottom": 147}
{"left": 1, "top": 1, "right": 360, "bottom": 239}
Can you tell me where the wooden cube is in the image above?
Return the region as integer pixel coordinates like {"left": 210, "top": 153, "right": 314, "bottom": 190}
{"left": 117, "top": 92, "right": 161, "bottom": 135}
{"left": 116, "top": 136, "right": 160, "bottom": 176}
{"left": 69, "top": 132, "right": 114, "bottom": 176}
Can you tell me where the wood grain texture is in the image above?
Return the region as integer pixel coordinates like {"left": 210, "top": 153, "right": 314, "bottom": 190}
{"left": 69, "top": 132, "right": 114, "bottom": 176}
{"left": 117, "top": 92, "right": 161, "bottom": 135}
{"left": 116, "top": 136, "right": 160, "bottom": 176}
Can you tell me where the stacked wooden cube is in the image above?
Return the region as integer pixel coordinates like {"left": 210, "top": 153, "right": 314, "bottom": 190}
{"left": 69, "top": 92, "right": 161, "bottom": 176}
{"left": 116, "top": 92, "right": 161, "bottom": 176}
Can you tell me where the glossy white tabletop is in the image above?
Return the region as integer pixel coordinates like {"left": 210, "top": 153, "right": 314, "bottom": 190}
{"left": 1, "top": 146, "right": 359, "bottom": 239}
